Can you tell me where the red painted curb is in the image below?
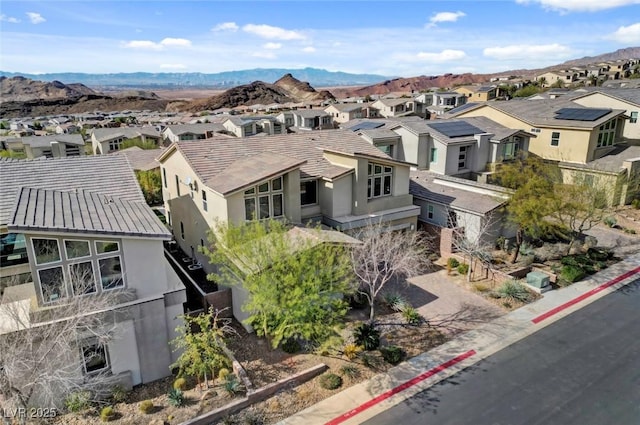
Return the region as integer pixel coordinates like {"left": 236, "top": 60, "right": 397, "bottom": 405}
{"left": 532, "top": 266, "right": 640, "bottom": 324}
{"left": 324, "top": 349, "right": 476, "bottom": 425}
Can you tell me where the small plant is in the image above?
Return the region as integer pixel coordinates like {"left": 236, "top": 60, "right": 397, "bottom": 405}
{"left": 348, "top": 292, "right": 368, "bottom": 309}
{"left": 560, "top": 265, "right": 586, "bottom": 283}
{"left": 342, "top": 343, "right": 363, "bottom": 360}
{"left": 473, "top": 282, "right": 490, "bottom": 293}
{"left": 401, "top": 306, "right": 423, "bottom": 325}
{"left": 173, "top": 377, "right": 187, "bottom": 391}
{"left": 495, "top": 236, "right": 506, "bottom": 250}
{"left": 360, "top": 352, "right": 383, "bottom": 370}
{"left": 496, "top": 280, "right": 532, "bottom": 303}
{"left": 319, "top": 373, "right": 343, "bottom": 390}
{"left": 167, "top": 388, "right": 186, "bottom": 407}
{"left": 218, "top": 367, "right": 231, "bottom": 382}
{"left": 281, "top": 338, "right": 301, "bottom": 354}
{"left": 352, "top": 322, "right": 380, "bottom": 351}
{"left": 139, "top": 400, "right": 154, "bottom": 414}
{"left": 502, "top": 301, "right": 513, "bottom": 309}
{"left": 339, "top": 364, "right": 360, "bottom": 379}
{"left": 100, "top": 406, "right": 116, "bottom": 422}
{"left": 632, "top": 198, "right": 640, "bottom": 209}
{"left": 65, "top": 390, "right": 92, "bottom": 413}
{"left": 383, "top": 292, "right": 408, "bottom": 312}
{"left": 457, "top": 263, "right": 469, "bottom": 275}
{"left": 223, "top": 374, "right": 244, "bottom": 397}
{"left": 447, "top": 257, "right": 460, "bottom": 269}
{"left": 624, "top": 228, "right": 637, "bottom": 234}
{"left": 110, "top": 385, "right": 128, "bottom": 403}
{"left": 243, "top": 408, "right": 266, "bottom": 425}
{"left": 380, "top": 345, "right": 405, "bottom": 365}
{"left": 604, "top": 216, "right": 617, "bottom": 228}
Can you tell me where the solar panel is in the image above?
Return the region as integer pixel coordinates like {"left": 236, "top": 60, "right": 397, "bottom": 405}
{"left": 349, "top": 121, "right": 385, "bottom": 131}
{"left": 554, "top": 108, "right": 611, "bottom": 121}
{"left": 429, "top": 121, "right": 484, "bottom": 138}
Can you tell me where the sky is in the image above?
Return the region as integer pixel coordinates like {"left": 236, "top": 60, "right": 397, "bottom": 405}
{"left": 1, "top": 0, "right": 640, "bottom": 77}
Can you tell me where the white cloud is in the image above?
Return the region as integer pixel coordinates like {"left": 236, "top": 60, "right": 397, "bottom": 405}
{"left": 0, "top": 14, "right": 20, "bottom": 23}
{"left": 415, "top": 49, "right": 467, "bottom": 62}
{"left": 516, "top": 0, "right": 640, "bottom": 12}
{"left": 252, "top": 51, "right": 277, "bottom": 59}
{"left": 302, "top": 46, "right": 316, "bottom": 53}
{"left": 263, "top": 42, "right": 282, "bottom": 50}
{"left": 242, "top": 24, "right": 305, "bottom": 40}
{"left": 212, "top": 22, "right": 238, "bottom": 32}
{"left": 607, "top": 22, "right": 640, "bottom": 43}
{"left": 483, "top": 43, "right": 572, "bottom": 60}
{"left": 26, "top": 12, "right": 45, "bottom": 24}
{"left": 428, "top": 11, "right": 465, "bottom": 27}
{"left": 160, "top": 63, "right": 187, "bottom": 69}
{"left": 160, "top": 38, "right": 192, "bottom": 47}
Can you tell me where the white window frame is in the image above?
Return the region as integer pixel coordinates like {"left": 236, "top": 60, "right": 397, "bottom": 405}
{"left": 631, "top": 111, "right": 638, "bottom": 124}
{"left": 244, "top": 176, "right": 285, "bottom": 221}
{"left": 367, "top": 162, "right": 393, "bottom": 199}
{"left": 63, "top": 239, "right": 92, "bottom": 261}
{"left": 37, "top": 265, "right": 67, "bottom": 304}
{"left": 427, "top": 204, "right": 434, "bottom": 220}
{"left": 597, "top": 120, "right": 616, "bottom": 148}
{"left": 458, "top": 146, "right": 468, "bottom": 170}
{"left": 202, "top": 190, "right": 208, "bottom": 212}
{"left": 98, "top": 255, "right": 125, "bottom": 291}
{"left": 551, "top": 132, "right": 560, "bottom": 147}
{"left": 94, "top": 240, "right": 120, "bottom": 256}
{"left": 68, "top": 260, "right": 97, "bottom": 296}
{"left": 80, "top": 339, "right": 110, "bottom": 375}
{"left": 32, "top": 238, "right": 62, "bottom": 266}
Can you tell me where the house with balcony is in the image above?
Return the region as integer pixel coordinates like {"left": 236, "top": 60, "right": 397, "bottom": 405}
{"left": 91, "top": 127, "right": 161, "bottom": 154}
{"left": 371, "top": 98, "right": 414, "bottom": 118}
{"left": 4, "top": 134, "right": 85, "bottom": 159}
{"left": 0, "top": 155, "right": 186, "bottom": 400}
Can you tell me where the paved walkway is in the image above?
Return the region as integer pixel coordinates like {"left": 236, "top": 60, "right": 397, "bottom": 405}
{"left": 279, "top": 253, "right": 640, "bottom": 425}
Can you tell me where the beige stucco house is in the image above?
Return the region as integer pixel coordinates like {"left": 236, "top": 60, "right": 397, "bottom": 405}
{"left": 570, "top": 88, "right": 640, "bottom": 140}
{"left": 324, "top": 103, "right": 365, "bottom": 124}
{"left": 91, "top": 127, "right": 161, "bottom": 154}
{"left": 5, "top": 134, "right": 85, "bottom": 159}
{"left": 371, "top": 98, "right": 414, "bottom": 118}
{"left": 455, "top": 85, "right": 498, "bottom": 102}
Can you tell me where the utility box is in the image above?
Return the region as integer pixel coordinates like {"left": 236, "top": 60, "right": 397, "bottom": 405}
{"left": 526, "top": 271, "right": 551, "bottom": 293}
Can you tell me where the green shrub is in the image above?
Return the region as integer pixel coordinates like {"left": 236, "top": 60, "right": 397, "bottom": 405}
{"left": 360, "top": 352, "right": 382, "bottom": 370}
{"left": 139, "top": 400, "right": 154, "bottom": 414}
{"left": 561, "top": 265, "right": 586, "bottom": 283}
{"left": 65, "top": 390, "right": 92, "bottom": 413}
{"left": 281, "top": 338, "right": 301, "bottom": 354}
{"left": 110, "top": 385, "right": 128, "bottom": 403}
{"left": 380, "top": 345, "right": 405, "bottom": 365}
{"left": 447, "top": 258, "right": 460, "bottom": 268}
{"left": 401, "top": 306, "right": 423, "bottom": 325}
{"left": 457, "top": 263, "right": 469, "bottom": 275}
{"left": 173, "top": 377, "right": 187, "bottom": 391}
{"left": 343, "top": 343, "right": 363, "bottom": 360}
{"left": 587, "top": 248, "right": 611, "bottom": 262}
{"left": 167, "top": 388, "right": 185, "bottom": 407}
{"left": 496, "top": 280, "right": 532, "bottom": 303}
{"left": 352, "top": 323, "right": 380, "bottom": 351}
{"left": 632, "top": 198, "right": 640, "bottom": 209}
{"left": 604, "top": 216, "right": 617, "bottom": 228}
{"left": 218, "top": 367, "right": 231, "bottom": 382}
{"left": 383, "top": 292, "right": 408, "bottom": 312}
{"left": 100, "top": 406, "right": 116, "bottom": 422}
{"left": 319, "top": 373, "right": 343, "bottom": 390}
{"left": 223, "top": 374, "right": 244, "bottom": 397}
{"left": 339, "top": 364, "right": 360, "bottom": 379}
{"left": 624, "top": 228, "right": 637, "bottom": 234}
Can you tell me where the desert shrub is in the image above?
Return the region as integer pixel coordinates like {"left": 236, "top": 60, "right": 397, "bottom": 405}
{"left": 167, "top": 388, "right": 185, "bottom": 407}
{"left": 319, "top": 373, "right": 343, "bottom": 390}
{"left": 401, "top": 306, "right": 423, "bottom": 325}
{"left": 457, "top": 263, "right": 469, "bottom": 275}
{"left": 139, "top": 400, "right": 154, "bottom": 414}
{"left": 447, "top": 257, "right": 460, "bottom": 268}
{"left": 100, "top": 406, "right": 116, "bottom": 422}
{"left": 340, "top": 364, "right": 360, "bottom": 379}
{"left": 587, "top": 247, "right": 611, "bottom": 262}
{"left": 383, "top": 292, "right": 408, "bottom": 312}
{"left": 380, "top": 345, "right": 405, "bottom": 365}
{"left": 632, "top": 198, "right": 640, "bottom": 209}
{"left": 109, "top": 386, "right": 128, "bottom": 404}
{"left": 352, "top": 323, "right": 380, "bottom": 351}
{"left": 65, "top": 390, "right": 92, "bottom": 413}
{"left": 360, "top": 352, "right": 383, "bottom": 370}
{"left": 624, "top": 228, "right": 637, "bottom": 234}
{"left": 496, "top": 280, "right": 532, "bottom": 303}
{"left": 223, "top": 374, "right": 244, "bottom": 397}
{"left": 604, "top": 216, "right": 617, "bottom": 228}
{"left": 343, "top": 343, "right": 363, "bottom": 360}
{"left": 281, "top": 338, "right": 301, "bottom": 354}
{"left": 473, "top": 282, "right": 490, "bottom": 293}
{"left": 243, "top": 408, "right": 266, "bottom": 425}
{"left": 218, "top": 367, "right": 231, "bottom": 382}
{"left": 561, "top": 265, "right": 586, "bottom": 283}
{"left": 502, "top": 301, "right": 513, "bottom": 309}
{"left": 173, "top": 377, "right": 187, "bottom": 391}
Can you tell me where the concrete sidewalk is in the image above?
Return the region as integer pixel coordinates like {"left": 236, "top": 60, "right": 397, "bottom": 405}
{"left": 279, "top": 253, "right": 640, "bottom": 425}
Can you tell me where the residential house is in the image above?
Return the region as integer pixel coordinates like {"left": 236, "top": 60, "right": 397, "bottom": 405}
{"left": 428, "top": 91, "right": 468, "bottom": 116}
{"left": 5, "top": 134, "right": 86, "bottom": 159}
{"left": 570, "top": 88, "right": 640, "bottom": 140}
{"left": 276, "top": 109, "right": 333, "bottom": 130}
{"left": 324, "top": 103, "right": 365, "bottom": 124}
{"left": 157, "top": 130, "right": 419, "bottom": 324}
{"left": 536, "top": 70, "right": 579, "bottom": 87}
{"left": 222, "top": 117, "right": 257, "bottom": 137}
{"left": 371, "top": 98, "right": 414, "bottom": 118}
{"left": 449, "top": 98, "right": 627, "bottom": 164}
{"left": 91, "top": 127, "right": 161, "bottom": 154}
{"left": 116, "top": 146, "right": 164, "bottom": 172}
{"left": 455, "top": 85, "right": 498, "bottom": 102}
{"left": 161, "top": 123, "right": 225, "bottom": 144}
{"left": 0, "top": 155, "right": 186, "bottom": 399}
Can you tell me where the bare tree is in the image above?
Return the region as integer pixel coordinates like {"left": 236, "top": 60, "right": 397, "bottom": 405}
{"left": 350, "top": 222, "right": 432, "bottom": 322}
{"left": 0, "top": 269, "right": 125, "bottom": 424}
{"left": 451, "top": 211, "right": 502, "bottom": 282}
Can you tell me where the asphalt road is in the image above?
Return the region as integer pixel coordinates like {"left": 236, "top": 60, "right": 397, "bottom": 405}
{"left": 364, "top": 278, "right": 640, "bottom": 425}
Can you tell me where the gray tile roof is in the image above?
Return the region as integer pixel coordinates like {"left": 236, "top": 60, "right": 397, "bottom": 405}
{"left": 560, "top": 144, "right": 640, "bottom": 173}
{"left": 410, "top": 170, "right": 505, "bottom": 215}
{"left": 17, "top": 134, "right": 85, "bottom": 148}
{"left": 0, "top": 155, "right": 145, "bottom": 227}
{"left": 116, "top": 146, "right": 163, "bottom": 171}
{"left": 165, "top": 130, "right": 395, "bottom": 192}
{"left": 357, "top": 129, "right": 401, "bottom": 141}
{"left": 164, "top": 123, "right": 225, "bottom": 136}
{"left": 570, "top": 88, "right": 640, "bottom": 106}
{"left": 325, "top": 103, "right": 363, "bottom": 113}
{"left": 293, "top": 109, "right": 330, "bottom": 118}
{"left": 9, "top": 187, "right": 169, "bottom": 238}
{"left": 91, "top": 126, "right": 160, "bottom": 142}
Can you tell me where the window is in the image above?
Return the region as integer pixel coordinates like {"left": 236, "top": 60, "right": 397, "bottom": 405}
{"left": 81, "top": 340, "right": 109, "bottom": 375}
{"left": 502, "top": 139, "right": 520, "bottom": 160}
{"left": 367, "top": 162, "right": 393, "bottom": 199}
{"left": 99, "top": 256, "right": 123, "bottom": 290}
{"left": 458, "top": 146, "right": 468, "bottom": 170}
{"left": 631, "top": 111, "right": 638, "bottom": 124}
{"left": 597, "top": 120, "right": 617, "bottom": 148}
{"left": 65, "top": 145, "right": 80, "bottom": 156}
{"left": 108, "top": 139, "right": 122, "bottom": 152}
{"left": 378, "top": 144, "right": 394, "bottom": 157}
{"left": 95, "top": 241, "right": 119, "bottom": 254}
{"left": 42, "top": 149, "right": 53, "bottom": 158}
{"left": 163, "top": 168, "right": 167, "bottom": 188}
{"left": 65, "top": 240, "right": 90, "bottom": 259}
{"left": 430, "top": 148, "right": 438, "bottom": 163}
{"left": 300, "top": 180, "right": 318, "bottom": 206}
{"left": 427, "top": 204, "right": 434, "bottom": 219}
{"left": 38, "top": 266, "right": 66, "bottom": 303}
{"left": 244, "top": 177, "right": 284, "bottom": 220}
{"left": 175, "top": 175, "right": 180, "bottom": 197}
{"left": 180, "top": 222, "right": 185, "bottom": 240}
{"left": 551, "top": 132, "right": 560, "bottom": 146}
{"left": 202, "top": 190, "right": 208, "bottom": 211}
{"left": 69, "top": 261, "right": 96, "bottom": 295}
{"left": 32, "top": 238, "right": 61, "bottom": 265}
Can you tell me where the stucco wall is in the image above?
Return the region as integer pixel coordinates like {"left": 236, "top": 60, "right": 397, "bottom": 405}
{"left": 109, "top": 319, "right": 142, "bottom": 385}
{"left": 574, "top": 94, "right": 639, "bottom": 140}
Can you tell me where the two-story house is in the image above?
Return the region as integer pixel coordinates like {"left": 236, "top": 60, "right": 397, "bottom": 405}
{"left": 276, "top": 109, "right": 333, "bottom": 130}
{"left": 4, "top": 134, "right": 85, "bottom": 159}
{"left": 570, "top": 88, "right": 640, "bottom": 140}
{"left": 371, "top": 98, "right": 414, "bottom": 118}
{"left": 324, "top": 103, "right": 365, "bottom": 124}
{"left": 161, "top": 123, "right": 225, "bottom": 144}
{"left": 0, "top": 155, "right": 186, "bottom": 401}
{"left": 455, "top": 85, "right": 498, "bottom": 102}
{"left": 91, "top": 127, "right": 161, "bottom": 154}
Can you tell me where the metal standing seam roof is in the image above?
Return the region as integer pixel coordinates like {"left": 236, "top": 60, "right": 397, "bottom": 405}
{"left": 9, "top": 187, "right": 170, "bottom": 238}
{"left": 0, "top": 155, "right": 145, "bottom": 227}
